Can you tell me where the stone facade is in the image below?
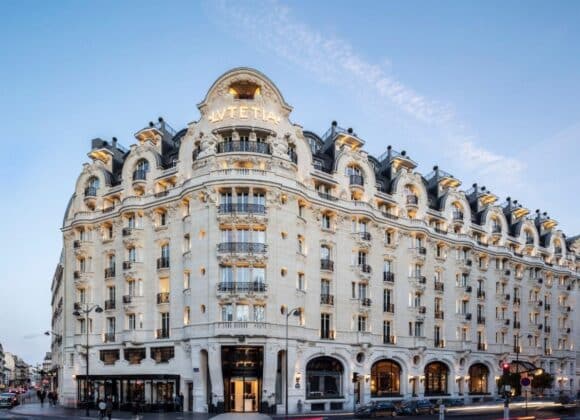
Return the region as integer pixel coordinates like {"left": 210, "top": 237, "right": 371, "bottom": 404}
{"left": 52, "top": 68, "right": 579, "bottom": 413}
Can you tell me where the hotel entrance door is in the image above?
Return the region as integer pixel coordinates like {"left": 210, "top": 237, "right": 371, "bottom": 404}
{"left": 230, "top": 377, "right": 258, "bottom": 412}
{"left": 222, "top": 346, "right": 263, "bottom": 413}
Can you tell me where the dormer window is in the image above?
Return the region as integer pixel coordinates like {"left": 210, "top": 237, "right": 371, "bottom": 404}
{"left": 85, "top": 177, "right": 100, "bottom": 196}
{"left": 133, "top": 159, "right": 149, "bottom": 181}
{"left": 229, "top": 81, "right": 260, "bottom": 100}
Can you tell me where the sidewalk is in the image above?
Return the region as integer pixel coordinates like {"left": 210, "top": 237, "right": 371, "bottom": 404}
{"left": 10, "top": 403, "right": 272, "bottom": 419}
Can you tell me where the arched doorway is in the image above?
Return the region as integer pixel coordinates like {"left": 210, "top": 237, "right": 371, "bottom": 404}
{"left": 424, "top": 361, "right": 449, "bottom": 396}
{"left": 371, "top": 359, "right": 402, "bottom": 397}
{"left": 468, "top": 363, "right": 489, "bottom": 394}
{"left": 306, "top": 356, "right": 344, "bottom": 399}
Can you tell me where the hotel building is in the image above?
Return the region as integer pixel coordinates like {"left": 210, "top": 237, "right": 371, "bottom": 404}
{"left": 50, "top": 68, "right": 579, "bottom": 413}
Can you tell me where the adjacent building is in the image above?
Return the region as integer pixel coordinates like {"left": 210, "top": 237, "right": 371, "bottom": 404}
{"left": 51, "top": 68, "right": 579, "bottom": 413}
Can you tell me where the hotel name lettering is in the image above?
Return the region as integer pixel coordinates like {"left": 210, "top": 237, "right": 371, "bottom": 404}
{"left": 208, "top": 106, "right": 281, "bottom": 125}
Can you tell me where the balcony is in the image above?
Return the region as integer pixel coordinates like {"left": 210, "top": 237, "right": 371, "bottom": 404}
{"left": 217, "top": 242, "right": 267, "bottom": 253}
{"left": 544, "top": 325, "right": 551, "bottom": 333}
{"left": 123, "top": 261, "right": 138, "bottom": 270}
{"left": 435, "top": 311, "right": 444, "bottom": 320}
{"left": 453, "top": 212, "right": 464, "bottom": 222}
{"left": 457, "top": 313, "right": 472, "bottom": 322}
{"left": 477, "top": 343, "right": 487, "bottom": 351}
{"left": 358, "top": 231, "right": 371, "bottom": 241}
{"left": 349, "top": 174, "right": 364, "bottom": 187}
{"left": 317, "top": 191, "right": 338, "bottom": 201}
{"left": 360, "top": 298, "right": 372, "bottom": 307}
{"left": 73, "top": 270, "right": 91, "bottom": 284}
{"left": 513, "top": 321, "right": 521, "bottom": 329}
{"left": 104, "top": 267, "right": 115, "bottom": 279}
{"left": 383, "top": 272, "right": 395, "bottom": 283}
{"left": 477, "top": 290, "right": 486, "bottom": 299}
{"left": 217, "top": 282, "right": 267, "bottom": 293}
{"left": 384, "top": 303, "right": 395, "bottom": 313}
{"left": 434, "top": 339, "right": 445, "bottom": 349}
{"left": 218, "top": 203, "right": 266, "bottom": 214}
{"left": 132, "top": 170, "right": 147, "bottom": 182}
{"left": 122, "top": 227, "right": 142, "bottom": 237}
{"left": 545, "top": 303, "right": 551, "bottom": 312}
{"left": 157, "top": 292, "right": 170, "bottom": 304}
{"left": 513, "top": 297, "right": 521, "bottom": 306}
{"left": 320, "top": 259, "right": 334, "bottom": 271}
{"left": 320, "top": 330, "right": 335, "bottom": 340}
{"left": 406, "top": 194, "right": 419, "bottom": 206}
{"left": 84, "top": 187, "right": 97, "bottom": 207}
{"left": 410, "top": 275, "right": 427, "bottom": 290}
{"left": 104, "top": 300, "right": 116, "bottom": 310}
{"left": 122, "top": 295, "right": 132, "bottom": 304}
{"left": 103, "top": 333, "right": 115, "bottom": 343}
{"left": 217, "top": 141, "right": 270, "bottom": 155}
{"left": 492, "top": 225, "right": 502, "bottom": 235}
{"left": 320, "top": 294, "right": 334, "bottom": 305}
{"left": 358, "top": 264, "right": 372, "bottom": 274}
{"left": 383, "top": 335, "right": 395, "bottom": 345}
{"left": 434, "top": 282, "right": 444, "bottom": 293}
{"left": 156, "top": 257, "right": 170, "bottom": 269}
{"left": 156, "top": 329, "right": 170, "bottom": 339}
{"left": 477, "top": 316, "right": 486, "bottom": 325}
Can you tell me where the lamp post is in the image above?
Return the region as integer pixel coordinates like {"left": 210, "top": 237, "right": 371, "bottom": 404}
{"left": 285, "top": 307, "right": 301, "bottom": 418}
{"left": 72, "top": 304, "right": 103, "bottom": 417}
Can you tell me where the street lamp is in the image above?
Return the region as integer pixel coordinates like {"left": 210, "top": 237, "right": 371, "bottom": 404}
{"left": 502, "top": 333, "right": 538, "bottom": 419}
{"left": 72, "top": 304, "right": 103, "bottom": 417}
{"left": 285, "top": 307, "right": 301, "bottom": 418}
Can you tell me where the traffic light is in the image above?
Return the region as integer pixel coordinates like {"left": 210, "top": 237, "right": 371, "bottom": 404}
{"left": 352, "top": 372, "right": 359, "bottom": 383}
{"left": 502, "top": 362, "right": 510, "bottom": 375}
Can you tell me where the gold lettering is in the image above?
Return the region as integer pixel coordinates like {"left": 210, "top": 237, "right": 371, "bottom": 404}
{"left": 207, "top": 106, "right": 280, "bottom": 124}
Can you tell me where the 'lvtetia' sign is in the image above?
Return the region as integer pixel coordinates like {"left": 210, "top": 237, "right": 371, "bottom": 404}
{"left": 207, "top": 106, "right": 281, "bottom": 125}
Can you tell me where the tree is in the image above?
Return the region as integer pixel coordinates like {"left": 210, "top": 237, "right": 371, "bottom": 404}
{"left": 532, "top": 372, "right": 554, "bottom": 395}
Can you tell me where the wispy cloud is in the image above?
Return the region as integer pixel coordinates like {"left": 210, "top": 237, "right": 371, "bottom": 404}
{"left": 207, "top": 0, "right": 525, "bottom": 181}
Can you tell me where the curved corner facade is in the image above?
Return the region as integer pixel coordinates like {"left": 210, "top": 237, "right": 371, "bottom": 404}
{"left": 50, "top": 68, "right": 579, "bottom": 414}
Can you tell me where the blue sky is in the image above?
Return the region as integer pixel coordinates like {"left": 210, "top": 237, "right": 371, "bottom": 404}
{"left": 0, "top": 0, "right": 578, "bottom": 364}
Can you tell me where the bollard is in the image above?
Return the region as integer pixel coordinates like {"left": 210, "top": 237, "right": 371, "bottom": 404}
{"left": 503, "top": 398, "right": 509, "bottom": 420}
{"left": 439, "top": 403, "right": 445, "bottom": 420}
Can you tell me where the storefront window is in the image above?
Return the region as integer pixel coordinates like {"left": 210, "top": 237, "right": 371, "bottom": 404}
{"left": 468, "top": 363, "right": 489, "bottom": 394}
{"left": 306, "top": 356, "right": 343, "bottom": 399}
{"left": 424, "top": 362, "right": 449, "bottom": 396}
{"left": 371, "top": 359, "right": 401, "bottom": 397}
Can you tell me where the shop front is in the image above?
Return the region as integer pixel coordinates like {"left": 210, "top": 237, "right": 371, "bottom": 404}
{"left": 221, "top": 346, "right": 263, "bottom": 412}
{"left": 76, "top": 374, "right": 180, "bottom": 411}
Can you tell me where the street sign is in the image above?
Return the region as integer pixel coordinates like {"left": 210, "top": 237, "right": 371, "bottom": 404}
{"left": 520, "top": 377, "right": 531, "bottom": 387}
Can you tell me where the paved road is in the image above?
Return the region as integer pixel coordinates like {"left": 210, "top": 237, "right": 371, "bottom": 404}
{"left": 0, "top": 400, "right": 577, "bottom": 420}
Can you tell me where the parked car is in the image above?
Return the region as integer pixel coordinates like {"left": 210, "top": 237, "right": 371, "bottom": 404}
{"left": 0, "top": 393, "right": 19, "bottom": 408}
{"left": 397, "top": 399, "right": 435, "bottom": 415}
{"left": 445, "top": 398, "right": 465, "bottom": 407}
{"left": 355, "top": 401, "right": 399, "bottom": 417}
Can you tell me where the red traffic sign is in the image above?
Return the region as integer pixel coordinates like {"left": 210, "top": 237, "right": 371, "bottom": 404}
{"left": 520, "top": 377, "right": 531, "bottom": 387}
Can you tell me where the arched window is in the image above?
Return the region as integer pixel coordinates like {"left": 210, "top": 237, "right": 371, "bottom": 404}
{"left": 371, "top": 360, "right": 401, "bottom": 397}
{"left": 85, "top": 176, "right": 100, "bottom": 196}
{"left": 404, "top": 185, "right": 418, "bottom": 205}
{"left": 424, "top": 361, "right": 449, "bottom": 396}
{"left": 346, "top": 164, "right": 364, "bottom": 186}
{"left": 452, "top": 202, "right": 464, "bottom": 221}
{"left": 133, "top": 159, "right": 150, "bottom": 181}
{"left": 306, "top": 356, "right": 343, "bottom": 399}
{"left": 468, "top": 363, "right": 489, "bottom": 394}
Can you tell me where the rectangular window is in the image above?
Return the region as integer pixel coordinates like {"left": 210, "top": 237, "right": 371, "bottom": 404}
{"left": 221, "top": 304, "right": 233, "bottom": 321}
{"left": 252, "top": 267, "right": 265, "bottom": 283}
{"left": 253, "top": 305, "right": 265, "bottom": 322}
{"left": 236, "top": 305, "right": 250, "bottom": 321}
{"left": 128, "top": 314, "right": 136, "bottom": 330}
{"left": 357, "top": 315, "right": 367, "bottom": 332}
{"left": 321, "top": 313, "right": 331, "bottom": 339}
{"left": 297, "top": 273, "right": 305, "bottom": 291}
{"left": 221, "top": 266, "right": 233, "bottom": 283}
{"left": 107, "top": 317, "right": 116, "bottom": 334}
{"left": 161, "top": 312, "right": 170, "bottom": 333}
{"left": 184, "top": 272, "right": 191, "bottom": 289}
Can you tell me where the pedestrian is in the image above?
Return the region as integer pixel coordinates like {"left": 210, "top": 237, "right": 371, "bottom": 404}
{"left": 179, "top": 393, "right": 184, "bottom": 412}
{"left": 173, "top": 393, "right": 180, "bottom": 412}
{"left": 47, "top": 391, "right": 53, "bottom": 406}
{"left": 39, "top": 390, "right": 46, "bottom": 406}
{"left": 98, "top": 399, "right": 106, "bottom": 419}
{"left": 36, "top": 389, "right": 41, "bottom": 403}
{"left": 53, "top": 391, "right": 58, "bottom": 406}
{"left": 105, "top": 397, "right": 113, "bottom": 420}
